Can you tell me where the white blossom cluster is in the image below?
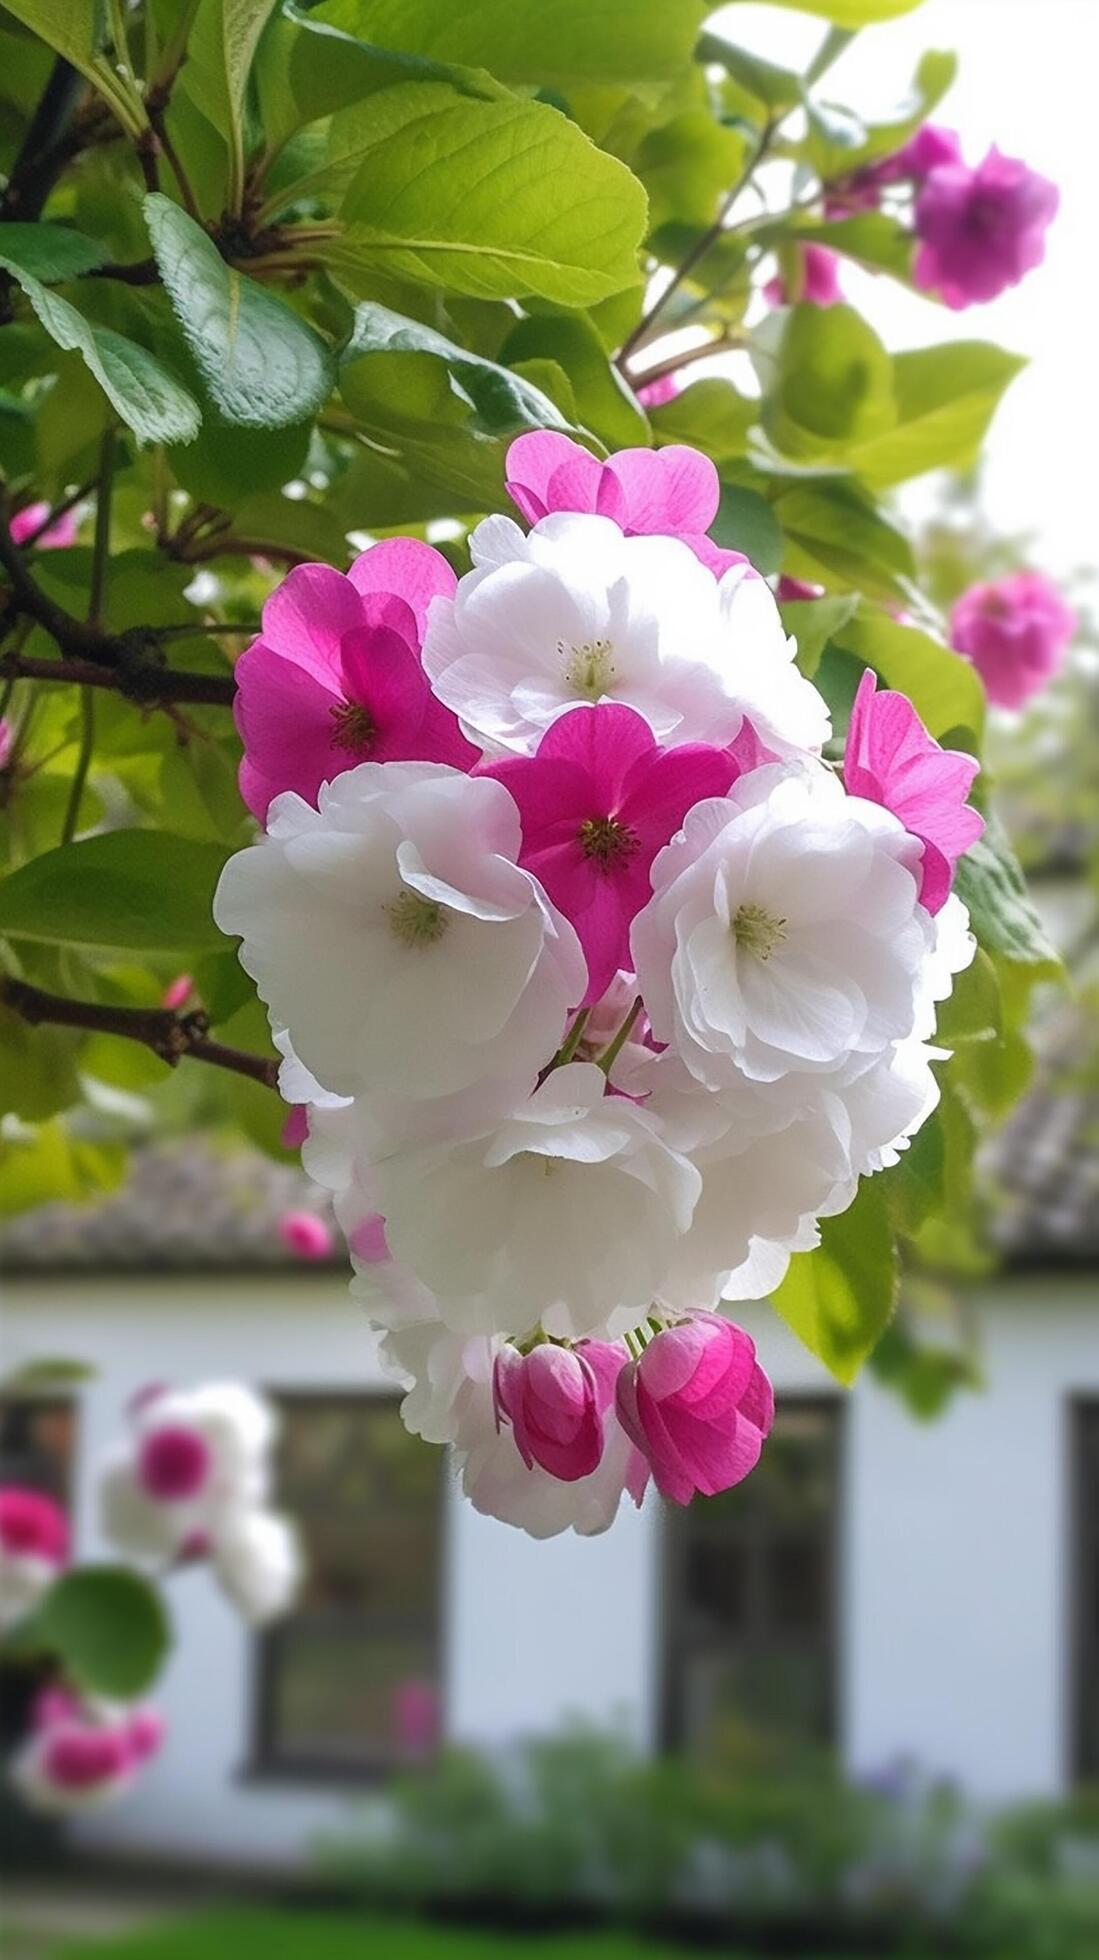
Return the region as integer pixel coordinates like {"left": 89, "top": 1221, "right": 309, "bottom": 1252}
{"left": 215, "top": 513, "right": 975, "bottom": 1537}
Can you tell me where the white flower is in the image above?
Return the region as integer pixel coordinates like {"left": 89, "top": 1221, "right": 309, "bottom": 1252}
{"left": 214, "top": 763, "right": 587, "bottom": 1115}
{"left": 210, "top": 1510, "right": 301, "bottom": 1624}
{"left": 99, "top": 1383, "right": 275, "bottom": 1562}
{"left": 632, "top": 765, "right": 934, "bottom": 1090}
{"left": 421, "top": 512, "right": 827, "bottom": 757}
{"left": 458, "top": 1390, "right": 643, "bottom": 1539}
{"left": 374, "top": 1061, "right": 700, "bottom": 1340}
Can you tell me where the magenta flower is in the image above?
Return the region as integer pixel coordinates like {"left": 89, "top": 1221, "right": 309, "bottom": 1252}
{"left": 234, "top": 538, "right": 477, "bottom": 822}
{"left": 494, "top": 1340, "right": 627, "bottom": 1482}
{"left": 824, "top": 124, "right": 962, "bottom": 218}
{"left": 764, "top": 244, "right": 843, "bottom": 308}
{"left": 776, "top": 575, "right": 825, "bottom": 603}
{"left": 844, "top": 670, "right": 984, "bottom": 915}
{"left": 10, "top": 501, "right": 78, "bottom": 550}
{"left": 950, "top": 572, "right": 1076, "bottom": 710}
{"left": 505, "top": 431, "right": 748, "bottom": 578}
{"left": 914, "top": 148, "right": 1058, "bottom": 309}
{"left": 137, "top": 1425, "right": 212, "bottom": 1501}
{"left": 0, "top": 1486, "right": 69, "bottom": 1566}
{"left": 636, "top": 372, "right": 680, "bottom": 409}
{"left": 615, "top": 1312, "right": 774, "bottom": 1506}
{"left": 483, "top": 703, "right": 738, "bottom": 1004}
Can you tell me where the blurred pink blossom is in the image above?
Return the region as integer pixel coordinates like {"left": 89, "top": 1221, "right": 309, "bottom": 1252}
{"left": 914, "top": 148, "right": 1058, "bottom": 308}
{"left": 950, "top": 572, "right": 1076, "bottom": 708}
{"left": 278, "top": 1209, "right": 334, "bottom": 1261}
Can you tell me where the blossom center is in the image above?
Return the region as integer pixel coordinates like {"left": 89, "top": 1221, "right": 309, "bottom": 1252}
{"left": 329, "top": 698, "right": 376, "bottom": 754}
{"left": 577, "top": 814, "right": 638, "bottom": 871}
{"left": 384, "top": 889, "right": 450, "bottom": 949}
{"left": 732, "top": 901, "right": 787, "bottom": 961}
{"left": 559, "top": 636, "right": 616, "bottom": 699}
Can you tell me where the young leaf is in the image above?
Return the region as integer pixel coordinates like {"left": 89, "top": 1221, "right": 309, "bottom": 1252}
{"left": 768, "top": 1176, "right": 900, "bottom": 1385}
{"left": 0, "top": 831, "right": 231, "bottom": 955}
{"left": 144, "top": 194, "right": 336, "bottom": 428}
{"left": 0, "top": 258, "right": 201, "bottom": 446}
{"left": 750, "top": 0, "right": 925, "bottom": 24}
{"left": 832, "top": 608, "right": 985, "bottom": 740}
{"left": 848, "top": 343, "right": 1027, "bottom": 491}
{"left": 952, "top": 816, "right": 1064, "bottom": 974}
{"left": 31, "top": 1566, "right": 170, "bottom": 1699}
{"left": 343, "top": 303, "right": 573, "bottom": 437}
{"left": 331, "top": 84, "right": 648, "bottom": 306}
{"left": 312, "top": 0, "right": 706, "bottom": 88}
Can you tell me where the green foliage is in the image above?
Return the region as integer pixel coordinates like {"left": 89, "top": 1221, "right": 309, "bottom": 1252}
{"left": 0, "top": 831, "right": 230, "bottom": 952}
{"left": 769, "top": 1178, "right": 899, "bottom": 1384}
{"left": 13, "top": 1564, "right": 171, "bottom": 1698}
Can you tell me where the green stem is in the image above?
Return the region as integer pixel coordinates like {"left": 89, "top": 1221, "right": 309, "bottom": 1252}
{"left": 553, "top": 1007, "right": 591, "bottom": 1069}
{"left": 61, "top": 684, "right": 94, "bottom": 844}
{"left": 61, "top": 426, "right": 114, "bottom": 843}
{"left": 596, "top": 997, "right": 642, "bottom": 1076}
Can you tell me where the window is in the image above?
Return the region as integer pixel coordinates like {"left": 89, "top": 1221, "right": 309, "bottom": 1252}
{"left": 661, "top": 1397, "right": 842, "bottom": 1756}
{"left": 0, "top": 1396, "right": 75, "bottom": 1502}
{"left": 1072, "top": 1400, "right": 1099, "bottom": 1782}
{"left": 253, "top": 1394, "right": 444, "bottom": 1779}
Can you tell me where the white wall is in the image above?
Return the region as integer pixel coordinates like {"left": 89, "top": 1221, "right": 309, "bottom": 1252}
{"left": 2, "top": 1272, "right": 1097, "bottom": 1862}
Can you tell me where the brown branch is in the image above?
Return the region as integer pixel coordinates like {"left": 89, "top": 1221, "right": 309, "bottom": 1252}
{"left": 177, "top": 536, "right": 315, "bottom": 569}
{"left": 2, "top": 653, "right": 237, "bottom": 708}
{"left": 1, "top": 977, "right": 279, "bottom": 1089}
{"left": 0, "top": 57, "right": 86, "bottom": 223}
{"left": 626, "top": 332, "right": 746, "bottom": 393}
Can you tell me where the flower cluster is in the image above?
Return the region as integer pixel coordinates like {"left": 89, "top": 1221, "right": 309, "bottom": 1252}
{"left": 10, "top": 1686, "right": 164, "bottom": 1814}
{"left": 99, "top": 1382, "right": 300, "bottom": 1623}
{"left": 950, "top": 572, "right": 1076, "bottom": 710}
{"left": 216, "top": 433, "right": 984, "bottom": 1539}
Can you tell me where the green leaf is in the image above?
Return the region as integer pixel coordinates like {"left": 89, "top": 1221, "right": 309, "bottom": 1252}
{"left": 0, "top": 221, "right": 105, "bottom": 282}
{"left": 32, "top": 1566, "right": 170, "bottom": 1698}
{"left": 0, "top": 0, "right": 100, "bottom": 68}
{"left": 832, "top": 607, "right": 985, "bottom": 740}
{"left": 883, "top": 1106, "right": 946, "bottom": 1237}
{"left": 806, "top": 51, "right": 957, "bottom": 181}
{"left": 144, "top": 194, "right": 336, "bottom": 428}
{"left": 168, "top": 414, "right": 313, "bottom": 506}
{"left": 331, "top": 83, "right": 648, "bottom": 307}
{"left": 649, "top": 377, "right": 756, "bottom": 464}
{"left": 772, "top": 482, "right": 914, "bottom": 603}
{"left": 796, "top": 214, "right": 913, "bottom": 284}
{"left": 635, "top": 113, "right": 747, "bottom": 231}
{"left": 739, "top": 0, "right": 926, "bottom": 26}
{"left": 1, "top": 1357, "right": 96, "bottom": 1390}
{"left": 312, "top": 0, "right": 706, "bottom": 88}
{"left": 0, "top": 1001, "right": 82, "bottom": 1121}
{"left": 952, "top": 816, "right": 1063, "bottom": 974}
{"left": 698, "top": 33, "right": 803, "bottom": 113}
{"left": 768, "top": 1177, "right": 899, "bottom": 1385}
{"left": 0, "top": 258, "right": 201, "bottom": 446}
{"left": 194, "top": 1, "right": 279, "bottom": 205}
{"left": 344, "top": 302, "right": 573, "bottom": 436}
{"left": 0, "top": 1119, "right": 126, "bottom": 1218}
{"left": 711, "top": 485, "right": 784, "bottom": 576}
{"left": 781, "top": 593, "right": 859, "bottom": 678}
{"left": 0, "top": 831, "right": 231, "bottom": 955}
{"left": 499, "top": 314, "right": 646, "bottom": 449}
{"left": 847, "top": 342, "right": 1026, "bottom": 490}
{"left": 763, "top": 304, "right": 896, "bottom": 458}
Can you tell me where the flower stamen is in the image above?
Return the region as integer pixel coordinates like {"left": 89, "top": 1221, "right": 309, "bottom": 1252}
{"left": 329, "top": 699, "right": 376, "bottom": 754}
{"left": 732, "top": 901, "right": 787, "bottom": 961}
{"left": 384, "top": 890, "right": 449, "bottom": 948}
{"left": 577, "top": 814, "right": 638, "bottom": 870}
{"left": 559, "top": 636, "right": 615, "bottom": 699}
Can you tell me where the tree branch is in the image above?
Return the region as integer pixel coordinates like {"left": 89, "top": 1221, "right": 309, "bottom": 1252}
{"left": 0, "top": 57, "right": 86, "bottom": 223}
{"left": 1, "top": 653, "right": 237, "bottom": 708}
{"left": 1, "top": 977, "right": 279, "bottom": 1089}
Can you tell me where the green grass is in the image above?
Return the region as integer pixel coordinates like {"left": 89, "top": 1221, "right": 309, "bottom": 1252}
{"left": 41, "top": 1907, "right": 937, "bottom": 1960}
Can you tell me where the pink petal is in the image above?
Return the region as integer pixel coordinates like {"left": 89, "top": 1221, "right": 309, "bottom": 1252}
{"left": 618, "top": 742, "right": 739, "bottom": 855}
{"left": 233, "top": 644, "right": 345, "bottom": 820}
{"left": 346, "top": 538, "right": 456, "bottom": 638}
{"left": 260, "top": 565, "right": 364, "bottom": 685}
{"left": 505, "top": 432, "right": 604, "bottom": 524}
{"left": 605, "top": 445, "right": 720, "bottom": 537}
{"left": 683, "top": 534, "right": 753, "bottom": 579}
{"left": 536, "top": 703, "right": 656, "bottom": 801}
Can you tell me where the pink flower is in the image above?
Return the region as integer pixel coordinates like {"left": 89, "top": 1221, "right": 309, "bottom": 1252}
{"left": 0, "top": 1486, "right": 69, "bottom": 1565}
{"left": 277, "top": 1209, "right": 334, "bottom": 1261}
{"left": 483, "top": 703, "right": 738, "bottom": 1004}
{"left": 234, "top": 539, "right": 478, "bottom": 822}
{"left": 764, "top": 244, "right": 843, "bottom": 308}
{"left": 615, "top": 1312, "right": 774, "bottom": 1506}
{"left": 776, "top": 575, "right": 825, "bottom": 603}
{"left": 14, "top": 1688, "right": 165, "bottom": 1811}
{"left": 10, "top": 501, "right": 78, "bottom": 550}
{"left": 636, "top": 373, "right": 680, "bottom": 409}
{"left": 914, "top": 148, "right": 1058, "bottom": 308}
{"left": 844, "top": 670, "right": 984, "bottom": 915}
{"left": 137, "top": 1425, "right": 213, "bottom": 1502}
{"left": 505, "top": 431, "right": 748, "bottom": 578}
{"left": 824, "top": 124, "right": 962, "bottom": 217}
{"left": 949, "top": 572, "right": 1076, "bottom": 709}
{"left": 160, "top": 973, "right": 193, "bottom": 1011}
{"left": 494, "top": 1340, "right": 625, "bottom": 1482}
{"left": 280, "top": 1105, "right": 310, "bottom": 1150}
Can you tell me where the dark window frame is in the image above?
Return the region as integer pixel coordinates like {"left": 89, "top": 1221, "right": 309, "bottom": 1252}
{"left": 1069, "top": 1395, "right": 1099, "bottom": 1785}
{"left": 658, "top": 1392, "right": 845, "bottom": 1756}
{"left": 247, "top": 1387, "right": 448, "bottom": 1787}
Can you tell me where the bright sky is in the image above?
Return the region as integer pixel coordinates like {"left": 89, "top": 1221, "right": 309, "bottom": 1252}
{"left": 706, "top": 0, "right": 1098, "bottom": 574}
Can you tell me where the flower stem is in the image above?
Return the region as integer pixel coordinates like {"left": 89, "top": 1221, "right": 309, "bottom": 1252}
{"left": 596, "top": 997, "right": 643, "bottom": 1076}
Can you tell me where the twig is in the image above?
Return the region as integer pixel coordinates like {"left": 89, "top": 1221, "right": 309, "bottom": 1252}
{"left": 0, "top": 57, "right": 86, "bottom": 223}
{"left": 177, "top": 536, "right": 315, "bottom": 569}
{"left": 627, "top": 332, "right": 746, "bottom": 393}
{"left": 61, "top": 428, "right": 114, "bottom": 843}
{"left": 0, "top": 977, "right": 279, "bottom": 1089}
{"left": 0, "top": 654, "right": 237, "bottom": 709}
{"left": 18, "top": 479, "right": 93, "bottom": 550}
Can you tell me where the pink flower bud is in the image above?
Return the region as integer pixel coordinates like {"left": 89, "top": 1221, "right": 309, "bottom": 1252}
{"left": 764, "top": 244, "right": 842, "bottom": 309}
{"left": 493, "top": 1340, "right": 625, "bottom": 1483}
{"left": 137, "top": 1424, "right": 213, "bottom": 1502}
{"left": 844, "top": 669, "right": 984, "bottom": 914}
{"left": 9, "top": 501, "right": 79, "bottom": 550}
{"left": 776, "top": 576, "right": 824, "bottom": 603}
{"left": 280, "top": 1104, "right": 310, "bottom": 1150}
{"left": 614, "top": 1313, "right": 774, "bottom": 1506}
{"left": 277, "top": 1209, "right": 333, "bottom": 1261}
{"left": 0, "top": 1486, "right": 69, "bottom": 1565}
{"left": 949, "top": 572, "right": 1076, "bottom": 709}
{"left": 160, "top": 974, "right": 193, "bottom": 1011}
{"left": 42, "top": 1725, "right": 133, "bottom": 1791}
{"left": 636, "top": 372, "right": 680, "bottom": 409}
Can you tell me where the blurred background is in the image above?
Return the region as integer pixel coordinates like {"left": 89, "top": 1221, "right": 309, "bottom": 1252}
{"left": 2, "top": 3, "right": 1098, "bottom": 1957}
